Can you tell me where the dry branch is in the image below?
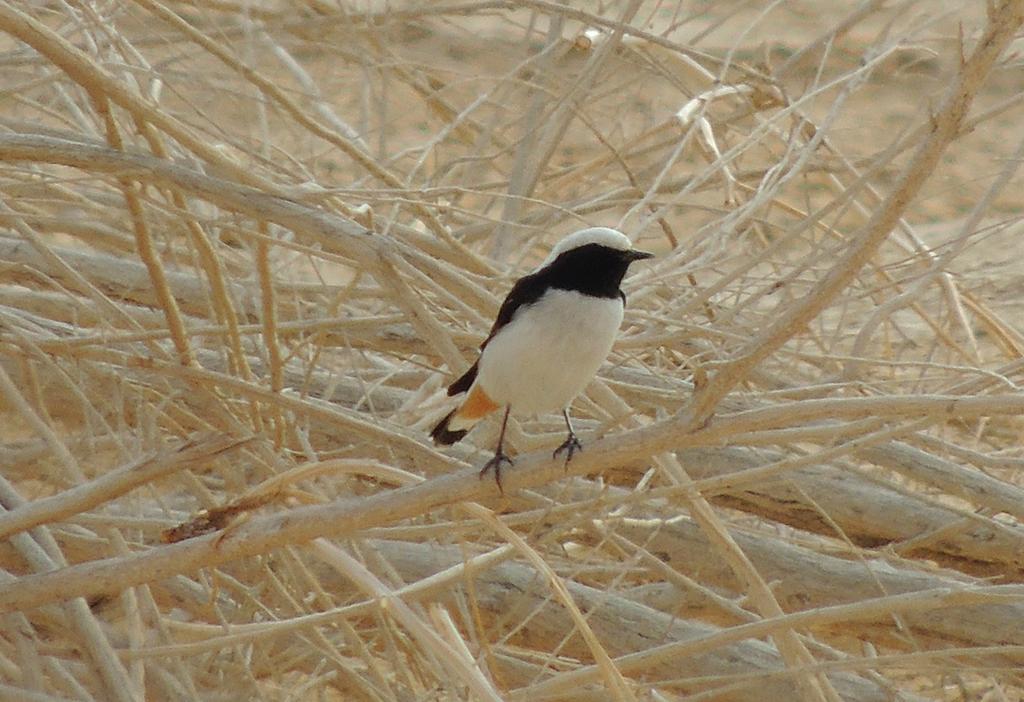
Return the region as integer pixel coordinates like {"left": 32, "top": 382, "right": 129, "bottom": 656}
{"left": 0, "top": 433, "right": 247, "bottom": 540}
{"left": 2, "top": 390, "right": 1023, "bottom": 614}
{"left": 367, "top": 539, "right": 924, "bottom": 702}
{"left": 612, "top": 514, "right": 1024, "bottom": 648}
{"left": 1, "top": 1, "right": 1023, "bottom": 700}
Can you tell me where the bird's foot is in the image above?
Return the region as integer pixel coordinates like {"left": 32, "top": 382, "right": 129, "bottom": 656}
{"left": 479, "top": 450, "right": 514, "bottom": 493}
{"left": 553, "top": 432, "right": 582, "bottom": 467}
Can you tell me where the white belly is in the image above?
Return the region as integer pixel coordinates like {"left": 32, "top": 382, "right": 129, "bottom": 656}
{"left": 475, "top": 289, "right": 624, "bottom": 414}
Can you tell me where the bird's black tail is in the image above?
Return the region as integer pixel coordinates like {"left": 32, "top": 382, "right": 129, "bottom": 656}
{"left": 430, "top": 408, "right": 469, "bottom": 445}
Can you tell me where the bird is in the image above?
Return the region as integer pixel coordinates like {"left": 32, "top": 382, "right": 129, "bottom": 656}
{"left": 430, "top": 227, "right": 653, "bottom": 489}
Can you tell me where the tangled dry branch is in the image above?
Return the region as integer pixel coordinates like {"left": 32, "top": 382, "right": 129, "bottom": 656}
{"left": 1, "top": 1, "right": 1023, "bottom": 701}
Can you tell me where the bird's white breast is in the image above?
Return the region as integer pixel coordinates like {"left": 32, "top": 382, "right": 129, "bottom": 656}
{"left": 476, "top": 289, "right": 624, "bottom": 414}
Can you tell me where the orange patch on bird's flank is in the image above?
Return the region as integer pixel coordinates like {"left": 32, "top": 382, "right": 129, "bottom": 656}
{"left": 456, "top": 385, "right": 500, "bottom": 420}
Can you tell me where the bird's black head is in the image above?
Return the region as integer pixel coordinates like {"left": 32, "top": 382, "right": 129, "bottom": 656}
{"left": 542, "top": 228, "right": 653, "bottom": 299}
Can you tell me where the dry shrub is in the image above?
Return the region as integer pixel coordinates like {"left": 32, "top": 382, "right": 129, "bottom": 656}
{"left": 1, "top": 1, "right": 1023, "bottom": 701}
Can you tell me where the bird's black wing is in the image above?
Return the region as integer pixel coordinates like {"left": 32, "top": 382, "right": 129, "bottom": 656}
{"left": 446, "top": 269, "right": 550, "bottom": 396}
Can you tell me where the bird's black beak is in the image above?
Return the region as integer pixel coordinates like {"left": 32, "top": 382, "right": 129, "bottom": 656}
{"left": 624, "top": 249, "right": 654, "bottom": 262}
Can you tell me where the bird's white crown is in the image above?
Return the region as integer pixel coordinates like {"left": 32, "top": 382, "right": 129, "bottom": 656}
{"left": 541, "top": 227, "right": 633, "bottom": 267}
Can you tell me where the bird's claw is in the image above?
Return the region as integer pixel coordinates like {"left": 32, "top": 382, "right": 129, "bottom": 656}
{"left": 480, "top": 450, "right": 514, "bottom": 493}
{"left": 553, "top": 433, "right": 582, "bottom": 467}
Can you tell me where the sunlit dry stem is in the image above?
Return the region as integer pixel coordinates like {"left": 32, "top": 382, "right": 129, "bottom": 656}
{"left": 684, "top": 0, "right": 1024, "bottom": 426}
{"left": 0, "top": 393, "right": 1021, "bottom": 614}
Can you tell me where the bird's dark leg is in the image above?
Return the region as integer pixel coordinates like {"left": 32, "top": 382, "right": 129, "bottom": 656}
{"left": 553, "top": 408, "right": 582, "bottom": 467}
{"left": 480, "top": 406, "right": 514, "bottom": 492}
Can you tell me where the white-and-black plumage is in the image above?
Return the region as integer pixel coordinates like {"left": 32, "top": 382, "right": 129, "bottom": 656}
{"left": 430, "top": 227, "right": 653, "bottom": 487}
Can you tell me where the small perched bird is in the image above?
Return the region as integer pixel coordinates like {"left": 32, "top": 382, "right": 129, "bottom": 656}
{"left": 430, "top": 227, "right": 653, "bottom": 488}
